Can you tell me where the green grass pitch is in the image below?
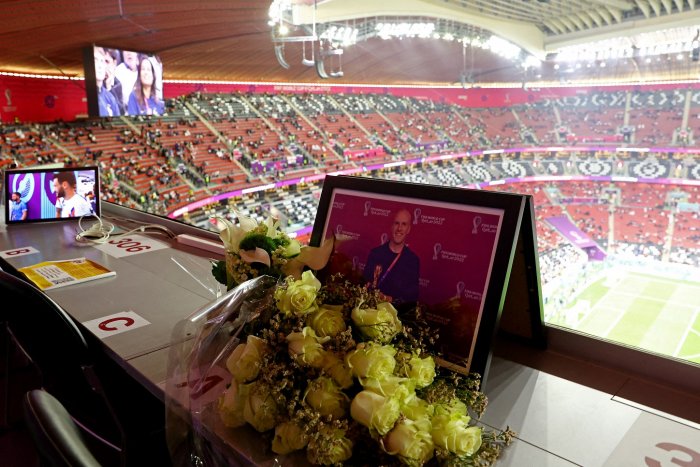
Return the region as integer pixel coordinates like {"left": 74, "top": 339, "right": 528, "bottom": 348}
{"left": 547, "top": 271, "right": 700, "bottom": 365}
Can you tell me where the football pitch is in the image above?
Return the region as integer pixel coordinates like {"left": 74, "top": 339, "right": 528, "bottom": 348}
{"left": 548, "top": 270, "right": 700, "bottom": 365}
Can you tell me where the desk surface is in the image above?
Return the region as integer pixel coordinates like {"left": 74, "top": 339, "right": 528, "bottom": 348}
{"left": 0, "top": 212, "right": 216, "bottom": 363}
{"left": 1, "top": 206, "right": 699, "bottom": 466}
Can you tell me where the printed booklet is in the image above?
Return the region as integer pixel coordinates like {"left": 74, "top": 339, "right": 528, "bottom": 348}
{"left": 19, "top": 257, "right": 116, "bottom": 290}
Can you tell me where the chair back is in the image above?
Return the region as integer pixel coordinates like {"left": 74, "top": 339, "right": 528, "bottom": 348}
{"left": 0, "top": 270, "right": 125, "bottom": 463}
{"left": 24, "top": 389, "right": 102, "bottom": 467}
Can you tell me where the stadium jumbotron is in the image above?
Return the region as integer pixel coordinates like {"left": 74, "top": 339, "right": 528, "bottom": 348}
{"left": 2, "top": 0, "right": 700, "bottom": 368}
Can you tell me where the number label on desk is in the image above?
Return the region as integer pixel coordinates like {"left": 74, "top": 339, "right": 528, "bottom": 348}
{"left": 95, "top": 235, "right": 168, "bottom": 258}
{"left": 82, "top": 311, "right": 151, "bottom": 339}
{"left": 0, "top": 246, "right": 39, "bottom": 258}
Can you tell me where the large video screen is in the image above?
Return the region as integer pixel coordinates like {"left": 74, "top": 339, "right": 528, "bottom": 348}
{"left": 84, "top": 46, "right": 164, "bottom": 118}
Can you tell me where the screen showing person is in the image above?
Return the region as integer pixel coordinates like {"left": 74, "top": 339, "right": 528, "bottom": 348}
{"left": 115, "top": 49, "right": 139, "bottom": 110}
{"left": 9, "top": 191, "right": 28, "bottom": 221}
{"left": 126, "top": 55, "right": 164, "bottom": 116}
{"left": 363, "top": 208, "right": 420, "bottom": 311}
{"left": 94, "top": 47, "right": 121, "bottom": 117}
{"left": 5, "top": 166, "right": 101, "bottom": 224}
{"left": 52, "top": 170, "right": 95, "bottom": 218}
{"left": 103, "top": 48, "right": 125, "bottom": 116}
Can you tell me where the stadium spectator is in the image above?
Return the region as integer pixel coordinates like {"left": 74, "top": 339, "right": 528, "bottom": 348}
{"left": 127, "top": 55, "right": 164, "bottom": 116}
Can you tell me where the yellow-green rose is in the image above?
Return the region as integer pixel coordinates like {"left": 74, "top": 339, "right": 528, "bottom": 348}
{"left": 351, "top": 302, "right": 402, "bottom": 343}
{"left": 287, "top": 326, "right": 329, "bottom": 368}
{"left": 307, "top": 426, "right": 353, "bottom": 465}
{"left": 433, "top": 398, "right": 468, "bottom": 419}
{"left": 401, "top": 393, "right": 434, "bottom": 421}
{"left": 272, "top": 421, "right": 309, "bottom": 455}
{"left": 431, "top": 411, "right": 482, "bottom": 456}
{"left": 225, "top": 335, "right": 267, "bottom": 383}
{"left": 218, "top": 382, "right": 249, "bottom": 428}
{"left": 399, "top": 354, "right": 436, "bottom": 389}
{"left": 304, "top": 376, "right": 349, "bottom": 419}
{"left": 384, "top": 417, "right": 434, "bottom": 467}
{"left": 243, "top": 381, "right": 280, "bottom": 432}
{"left": 308, "top": 305, "right": 346, "bottom": 338}
{"left": 346, "top": 342, "right": 397, "bottom": 380}
{"left": 322, "top": 353, "right": 354, "bottom": 389}
{"left": 362, "top": 376, "right": 415, "bottom": 403}
{"left": 276, "top": 270, "right": 321, "bottom": 316}
{"left": 350, "top": 390, "right": 401, "bottom": 436}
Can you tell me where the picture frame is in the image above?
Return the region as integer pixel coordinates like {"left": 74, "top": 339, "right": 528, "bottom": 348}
{"left": 311, "top": 175, "right": 539, "bottom": 380}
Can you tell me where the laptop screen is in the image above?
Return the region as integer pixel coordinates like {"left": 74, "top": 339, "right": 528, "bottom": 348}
{"left": 4, "top": 166, "right": 101, "bottom": 225}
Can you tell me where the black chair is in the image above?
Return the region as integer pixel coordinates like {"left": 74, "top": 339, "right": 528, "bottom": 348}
{"left": 0, "top": 269, "right": 126, "bottom": 467}
{"left": 23, "top": 389, "right": 103, "bottom": 467}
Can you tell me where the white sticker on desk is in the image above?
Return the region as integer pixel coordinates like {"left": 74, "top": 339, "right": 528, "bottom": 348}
{"left": 82, "top": 311, "right": 151, "bottom": 339}
{"left": 603, "top": 412, "right": 700, "bottom": 467}
{"left": 94, "top": 235, "right": 168, "bottom": 258}
{"left": 0, "top": 246, "right": 39, "bottom": 259}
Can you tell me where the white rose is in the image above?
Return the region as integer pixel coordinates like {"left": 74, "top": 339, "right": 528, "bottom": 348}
{"left": 304, "top": 376, "right": 349, "bottom": 419}
{"left": 225, "top": 335, "right": 267, "bottom": 383}
{"left": 287, "top": 326, "right": 329, "bottom": 368}
{"left": 308, "top": 305, "right": 347, "bottom": 338}
{"left": 272, "top": 421, "right": 309, "bottom": 455}
{"left": 346, "top": 342, "right": 397, "bottom": 380}
{"left": 384, "top": 417, "right": 434, "bottom": 466}
{"left": 351, "top": 301, "right": 402, "bottom": 343}
{"left": 243, "top": 382, "right": 280, "bottom": 432}
{"left": 350, "top": 390, "right": 401, "bottom": 436}
{"left": 217, "top": 382, "right": 249, "bottom": 428}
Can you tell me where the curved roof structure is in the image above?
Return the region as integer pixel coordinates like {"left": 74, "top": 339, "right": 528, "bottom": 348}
{"left": 1, "top": 0, "right": 699, "bottom": 85}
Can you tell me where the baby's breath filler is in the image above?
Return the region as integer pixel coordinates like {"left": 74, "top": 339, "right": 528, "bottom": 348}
{"left": 210, "top": 270, "right": 513, "bottom": 466}
{"left": 200, "top": 214, "right": 513, "bottom": 465}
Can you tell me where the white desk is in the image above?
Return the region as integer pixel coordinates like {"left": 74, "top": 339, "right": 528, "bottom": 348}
{"left": 2, "top": 204, "right": 698, "bottom": 466}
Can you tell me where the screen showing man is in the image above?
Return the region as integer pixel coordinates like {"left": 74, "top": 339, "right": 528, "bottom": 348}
{"left": 9, "top": 191, "right": 28, "bottom": 221}
{"left": 94, "top": 47, "right": 121, "bottom": 117}
{"left": 103, "top": 48, "right": 125, "bottom": 116}
{"left": 53, "top": 171, "right": 93, "bottom": 218}
{"left": 363, "top": 208, "right": 420, "bottom": 311}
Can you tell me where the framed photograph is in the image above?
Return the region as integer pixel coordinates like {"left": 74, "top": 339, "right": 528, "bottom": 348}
{"left": 311, "top": 175, "right": 530, "bottom": 379}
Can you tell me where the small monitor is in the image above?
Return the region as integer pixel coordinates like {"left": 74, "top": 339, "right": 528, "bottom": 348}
{"left": 4, "top": 166, "right": 100, "bottom": 225}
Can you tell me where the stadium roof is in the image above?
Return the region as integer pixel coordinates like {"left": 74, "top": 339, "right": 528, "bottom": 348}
{"left": 2, "top": 0, "right": 700, "bottom": 86}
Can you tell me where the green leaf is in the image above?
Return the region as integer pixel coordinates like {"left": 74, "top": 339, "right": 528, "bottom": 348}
{"left": 240, "top": 233, "right": 277, "bottom": 255}
{"left": 212, "top": 260, "right": 227, "bottom": 286}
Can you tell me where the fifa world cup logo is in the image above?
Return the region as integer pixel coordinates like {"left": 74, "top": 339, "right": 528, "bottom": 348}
{"left": 364, "top": 201, "right": 371, "bottom": 216}
{"left": 4, "top": 89, "right": 11, "bottom": 106}
{"left": 413, "top": 208, "right": 421, "bottom": 225}
{"left": 380, "top": 233, "right": 388, "bottom": 244}
{"left": 472, "top": 216, "right": 482, "bottom": 234}
{"left": 335, "top": 224, "right": 343, "bottom": 236}
{"left": 433, "top": 243, "right": 442, "bottom": 260}
{"left": 456, "top": 281, "right": 466, "bottom": 299}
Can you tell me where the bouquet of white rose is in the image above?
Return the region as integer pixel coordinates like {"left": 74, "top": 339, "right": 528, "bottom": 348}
{"left": 165, "top": 213, "right": 513, "bottom": 467}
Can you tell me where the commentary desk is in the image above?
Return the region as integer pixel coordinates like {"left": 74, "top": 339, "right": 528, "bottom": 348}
{"left": 1, "top": 202, "right": 699, "bottom": 466}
